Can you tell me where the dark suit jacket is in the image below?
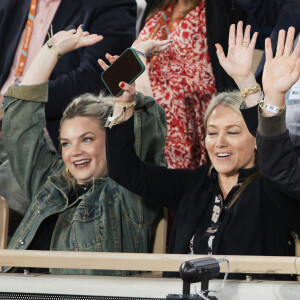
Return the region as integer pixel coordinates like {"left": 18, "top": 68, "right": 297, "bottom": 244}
{"left": 0, "top": 0, "right": 136, "bottom": 148}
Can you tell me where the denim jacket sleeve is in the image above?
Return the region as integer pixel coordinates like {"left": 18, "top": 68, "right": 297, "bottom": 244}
{"left": 2, "top": 82, "right": 61, "bottom": 200}
{"left": 115, "top": 92, "right": 168, "bottom": 224}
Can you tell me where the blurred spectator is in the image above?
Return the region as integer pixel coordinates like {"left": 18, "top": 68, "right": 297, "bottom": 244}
{"left": 137, "top": 0, "right": 244, "bottom": 170}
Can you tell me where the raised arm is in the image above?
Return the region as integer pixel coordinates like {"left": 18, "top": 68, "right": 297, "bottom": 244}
{"left": 1, "top": 27, "right": 102, "bottom": 199}
{"left": 257, "top": 27, "right": 300, "bottom": 199}
{"left": 22, "top": 27, "right": 103, "bottom": 85}
{"left": 216, "top": 21, "right": 260, "bottom": 136}
{"left": 45, "top": 0, "right": 137, "bottom": 122}
{"left": 101, "top": 56, "right": 198, "bottom": 210}
{"left": 132, "top": 39, "right": 172, "bottom": 97}
{"left": 216, "top": 21, "right": 260, "bottom": 106}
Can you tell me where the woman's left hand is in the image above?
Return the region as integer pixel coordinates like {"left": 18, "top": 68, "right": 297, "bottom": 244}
{"left": 51, "top": 25, "right": 103, "bottom": 56}
{"left": 263, "top": 27, "right": 300, "bottom": 100}
{"left": 260, "top": 26, "right": 300, "bottom": 116}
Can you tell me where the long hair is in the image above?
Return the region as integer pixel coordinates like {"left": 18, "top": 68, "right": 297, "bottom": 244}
{"left": 59, "top": 92, "right": 114, "bottom": 188}
{"left": 204, "top": 91, "right": 259, "bottom": 209}
{"left": 146, "top": 0, "right": 201, "bottom": 21}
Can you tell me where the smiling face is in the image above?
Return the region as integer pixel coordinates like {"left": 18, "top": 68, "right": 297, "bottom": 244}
{"left": 205, "top": 105, "right": 256, "bottom": 178}
{"left": 60, "top": 116, "right": 107, "bottom": 184}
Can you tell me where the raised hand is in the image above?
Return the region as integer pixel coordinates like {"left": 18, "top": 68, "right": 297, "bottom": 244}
{"left": 51, "top": 25, "right": 103, "bottom": 55}
{"left": 21, "top": 25, "right": 103, "bottom": 85}
{"left": 98, "top": 56, "right": 136, "bottom": 104}
{"left": 216, "top": 21, "right": 258, "bottom": 81}
{"left": 263, "top": 27, "right": 300, "bottom": 102}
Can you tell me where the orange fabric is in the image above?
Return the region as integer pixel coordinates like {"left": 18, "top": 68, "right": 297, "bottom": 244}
{"left": 15, "top": 0, "right": 38, "bottom": 76}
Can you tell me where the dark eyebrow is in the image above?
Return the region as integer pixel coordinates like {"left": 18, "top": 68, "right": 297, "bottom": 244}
{"left": 59, "top": 131, "right": 96, "bottom": 141}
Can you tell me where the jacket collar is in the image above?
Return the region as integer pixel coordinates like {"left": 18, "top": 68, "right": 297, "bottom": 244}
{"left": 49, "top": 169, "right": 109, "bottom": 199}
{"left": 210, "top": 167, "right": 257, "bottom": 183}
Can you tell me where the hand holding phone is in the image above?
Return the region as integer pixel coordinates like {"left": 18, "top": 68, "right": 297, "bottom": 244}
{"left": 101, "top": 48, "right": 145, "bottom": 97}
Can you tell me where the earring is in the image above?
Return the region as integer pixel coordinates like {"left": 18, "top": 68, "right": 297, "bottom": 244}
{"left": 65, "top": 167, "right": 70, "bottom": 175}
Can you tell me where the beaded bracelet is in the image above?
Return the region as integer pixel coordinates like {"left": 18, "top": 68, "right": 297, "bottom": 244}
{"left": 136, "top": 50, "right": 147, "bottom": 59}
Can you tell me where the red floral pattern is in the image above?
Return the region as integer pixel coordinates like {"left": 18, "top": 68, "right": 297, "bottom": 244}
{"left": 139, "top": 1, "right": 216, "bottom": 169}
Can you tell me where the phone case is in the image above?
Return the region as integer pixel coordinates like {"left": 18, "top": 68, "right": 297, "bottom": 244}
{"left": 101, "top": 48, "right": 146, "bottom": 97}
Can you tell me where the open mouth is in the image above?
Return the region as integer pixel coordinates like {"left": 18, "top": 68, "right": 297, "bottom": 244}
{"left": 73, "top": 159, "right": 91, "bottom": 168}
{"left": 216, "top": 153, "right": 231, "bottom": 158}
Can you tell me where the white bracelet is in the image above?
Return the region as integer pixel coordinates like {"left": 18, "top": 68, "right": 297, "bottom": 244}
{"left": 259, "top": 101, "right": 285, "bottom": 114}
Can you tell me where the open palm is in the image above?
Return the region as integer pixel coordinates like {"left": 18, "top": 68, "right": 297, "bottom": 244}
{"left": 262, "top": 27, "right": 300, "bottom": 96}
{"left": 52, "top": 25, "right": 103, "bottom": 56}
{"left": 216, "top": 22, "right": 258, "bottom": 80}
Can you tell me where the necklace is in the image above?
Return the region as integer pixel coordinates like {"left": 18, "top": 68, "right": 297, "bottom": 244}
{"left": 78, "top": 184, "right": 87, "bottom": 191}
{"left": 77, "top": 183, "right": 91, "bottom": 191}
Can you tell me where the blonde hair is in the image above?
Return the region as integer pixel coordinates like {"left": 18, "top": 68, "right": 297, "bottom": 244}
{"left": 146, "top": 0, "right": 201, "bottom": 21}
{"left": 204, "top": 91, "right": 259, "bottom": 208}
{"left": 204, "top": 91, "right": 243, "bottom": 130}
{"left": 59, "top": 92, "right": 114, "bottom": 187}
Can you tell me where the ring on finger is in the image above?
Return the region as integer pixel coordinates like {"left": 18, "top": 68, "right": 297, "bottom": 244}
{"left": 242, "top": 41, "right": 249, "bottom": 47}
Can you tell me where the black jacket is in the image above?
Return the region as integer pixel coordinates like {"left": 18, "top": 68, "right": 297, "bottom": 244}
{"left": 0, "top": 0, "right": 136, "bottom": 148}
{"left": 106, "top": 117, "right": 299, "bottom": 263}
{"left": 256, "top": 108, "right": 300, "bottom": 200}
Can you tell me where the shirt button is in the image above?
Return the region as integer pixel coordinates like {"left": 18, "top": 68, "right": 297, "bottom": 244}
{"left": 19, "top": 239, "right": 25, "bottom": 245}
{"left": 37, "top": 209, "right": 43, "bottom": 214}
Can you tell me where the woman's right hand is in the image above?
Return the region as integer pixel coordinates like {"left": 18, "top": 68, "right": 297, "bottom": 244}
{"left": 216, "top": 21, "right": 258, "bottom": 85}
{"left": 51, "top": 25, "right": 103, "bottom": 56}
{"left": 21, "top": 25, "right": 103, "bottom": 85}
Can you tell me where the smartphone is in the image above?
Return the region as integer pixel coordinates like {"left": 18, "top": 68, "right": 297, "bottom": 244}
{"left": 101, "top": 48, "right": 145, "bottom": 97}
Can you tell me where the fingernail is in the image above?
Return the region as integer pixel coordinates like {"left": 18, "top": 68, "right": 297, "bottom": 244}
{"left": 81, "top": 24, "right": 84, "bottom": 30}
{"left": 120, "top": 82, "right": 125, "bottom": 88}
{"left": 170, "top": 40, "right": 174, "bottom": 43}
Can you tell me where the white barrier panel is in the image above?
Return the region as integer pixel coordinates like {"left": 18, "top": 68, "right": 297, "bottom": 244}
{"left": 0, "top": 273, "right": 300, "bottom": 300}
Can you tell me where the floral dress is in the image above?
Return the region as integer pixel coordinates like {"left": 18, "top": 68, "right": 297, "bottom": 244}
{"left": 138, "top": 1, "right": 216, "bottom": 169}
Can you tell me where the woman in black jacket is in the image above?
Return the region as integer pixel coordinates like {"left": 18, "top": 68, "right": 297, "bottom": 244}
{"left": 216, "top": 21, "right": 300, "bottom": 200}
{"left": 103, "top": 23, "right": 300, "bottom": 280}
